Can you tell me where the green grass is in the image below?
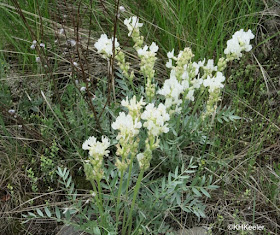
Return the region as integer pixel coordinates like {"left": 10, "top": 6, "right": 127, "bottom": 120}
{"left": 116, "top": 0, "right": 261, "bottom": 59}
{"left": 0, "top": 0, "right": 51, "bottom": 68}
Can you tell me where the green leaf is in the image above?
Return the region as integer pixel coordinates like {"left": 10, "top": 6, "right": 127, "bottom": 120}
{"left": 200, "top": 188, "right": 211, "bottom": 198}
{"left": 36, "top": 208, "right": 44, "bottom": 217}
{"left": 44, "top": 207, "right": 52, "bottom": 217}
{"left": 207, "top": 185, "right": 219, "bottom": 190}
{"left": 197, "top": 208, "right": 206, "bottom": 218}
{"left": 191, "top": 176, "right": 199, "bottom": 186}
{"left": 65, "top": 209, "right": 70, "bottom": 221}
{"left": 66, "top": 176, "right": 72, "bottom": 188}
{"left": 174, "top": 166, "right": 179, "bottom": 178}
{"left": 192, "top": 187, "right": 202, "bottom": 197}
{"left": 57, "top": 167, "right": 63, "bottom": 177}
{"left": 64, "top": 169, "right": 70, "bottom": 181}
{"left": 69, "top": 182, "right": 75, "bottom": 194}
{"left": 93, "top": 226, "right": 101, "bottom": 235}
{"left": 28, "top": 212, "right": 37, "bottom": 218}
{"left": 73, "top": 190, "right": 77, "bottom": 200}
{"left": 200, "top": 175, "right": 206, "bottom": 186}
{"left": 223, "top": 116, "right": 229, "bottom": 122}
{"left": 63, "top": 168, "right": 67, "bottom": 177}
{"left": 55, "top": 206, "right": 61, "bottom": 220}
{"left": 176, "top": 193, "right": 181, "bottom": 205}
{"left": 162, "top": 178, "right": 166, "bottom": 190}
{"left": 181, "top": 206, "right": 190, "bottom": 213}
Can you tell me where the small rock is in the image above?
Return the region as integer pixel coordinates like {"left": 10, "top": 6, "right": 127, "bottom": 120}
{"left": 177, "top": 227, "right": 208, "bottom": 235}
{"left": 57, "top": 225, "right": 82, "bottom": 235}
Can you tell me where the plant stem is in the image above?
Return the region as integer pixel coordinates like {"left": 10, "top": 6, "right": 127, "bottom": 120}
{"left": 129, "top": 79, "right": 136, "bottom": 94}
{"left": 116, "top": 169, "right": 124, "bottom": 229}
{"left": 122, "top": 169, "right": 144, "bottom": 235}
{"left": 91, "top": 179, "right": 104, "bottom": 226}
{"left": 121, "top": 158, "right": 134, "bottom": 231}
{"left": 97, "top": 180, "right": 104, "bottom": 212}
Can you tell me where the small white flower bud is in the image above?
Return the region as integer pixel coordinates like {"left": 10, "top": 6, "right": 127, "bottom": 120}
{"left": 32, "top": 40, "right": 37, "bottom": 45}
{"left": 30, "top": 44, "right": 35, "bottom": 50}
{"left": 59, "top": 28, "right": 64, "bottom": 35}
{"left": 68, "top": 39, "right": 76, "bottom": 47}
{"left": 119, "top": 6, "right": 125, "bottom": 13}
{"left": 8, "top": 109, "right": 16, "bottom": 115}
{"left": 73, "top": 62, "right": 78, "bottom": 67}
{"left": 40, "top": 43, "right": 45, "bottom": 48}
{"left": 35, "top": 57, "right": 40, "bottom": 63}
{"left": 80, "top": 87, "right": 86, "bottom": 92}
{"left": 91, "top": 94, "right": 96, "bottom": 102}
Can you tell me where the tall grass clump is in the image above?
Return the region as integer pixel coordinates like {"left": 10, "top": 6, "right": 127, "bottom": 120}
{"left": 116, "top": 0, "right": 261, "bottom": 59}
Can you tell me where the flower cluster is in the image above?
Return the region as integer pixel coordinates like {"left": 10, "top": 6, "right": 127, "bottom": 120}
{"left": 115, "top": 50, "right": 134, "bottom": 81}
{"left": 85, "top": 17, "right": 255, "bottom": 178}
{"left": 158, "top": 29, "right": 254, "bottom": 119}
{"left": 157, "top": 71, "right": 183, "bottom": 113}
{"left": 112, "top": 96, "right": 145, "bottom": 171}
{"left": 137, "top": 42, "right": 159, "bottom": 100}
{"left": 136, "top": 102, "right": 170, "bottom": 171}
{"left": 141, "top": 103, "right": 170, "bottom": 137}
{"left": 203, "top": 72, "right": 225, "bottom": 92}
{"left": 121, "top": 96, "right": 146, "bottom": 120}
{"left": 124, "top": 16, "right": 143, "bottom": 36}
{"left": 94, "top": 34, "right": 120, "bottom": 59}
{"left": 158, "top": 48, "right": 205, "bottom": 113}
{"left": 202, "top": 59, "right": 217, "bottom": 75}
{"left": 123, "top": 17, "right": 158, "bottom": 101}
{"left": 94, "top": 33, "right": 134, "bottom": 81}
{"left": 124, "top": 16, "right": 144, "bottom": 49}
{"left": 224, "top": 29, "right": 255, "bottom": 60}
{"left": 82, "top": 136, "right": 110, "bottom": 181}
{"left": 112, "top": 112, "right": 142, "bottom": 141}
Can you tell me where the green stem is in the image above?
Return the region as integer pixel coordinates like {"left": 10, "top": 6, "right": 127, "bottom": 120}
{"left": 129, "top": 79, "right": 136, "bottom": 94}
{"left": 125, "top": 158, "right": 134, "bottom": 194}
{"left": 123, "top": 170, "right": 144, "bottom": 235}
{"left": 116, "top": 170, "right": 124, "bottom": 229}
{"left": 97, "top": 180, "right": 104, "bottom": 211}
{"left": 91, "top": 179, "right": 104, "bottom": 226}
{"left": 121, "top": 158, "right": 134, "bottom": 231}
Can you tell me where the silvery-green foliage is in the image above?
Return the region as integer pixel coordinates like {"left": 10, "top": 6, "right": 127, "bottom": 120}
{"left": 216, "top": 106, "right": 241, "bottom": 124}
{"left": 23, "top": 167, "right": 113, "bottom": 234}
{"left": 126, "top": 159, "right": 218, "bottom": 233}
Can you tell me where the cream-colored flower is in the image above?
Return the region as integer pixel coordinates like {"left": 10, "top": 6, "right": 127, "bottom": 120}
{"left": 121, "top": 96, "right": 146, "bottom": 119}
{"left": 112, "top": 112, "right": 142, "bottom": 140}
{"left": 94, "top": 34, "right": 120, "bottom": 58}
{"left": 141, "top": 103, "right": 170, "bottom": 136}
{"left": 82, "top": 136, "right": 110, "bottom": 157}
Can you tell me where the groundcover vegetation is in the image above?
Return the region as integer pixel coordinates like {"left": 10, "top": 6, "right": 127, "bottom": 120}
{"left": 0, "top": 0, "right": 279, "bottom": 234}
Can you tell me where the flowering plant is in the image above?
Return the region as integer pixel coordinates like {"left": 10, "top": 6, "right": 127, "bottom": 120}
{"left": 25, "top": 15, "right": 254, "bottom": 235}
{"left": 78, "top": 15, "right": 255, "bottom": 234}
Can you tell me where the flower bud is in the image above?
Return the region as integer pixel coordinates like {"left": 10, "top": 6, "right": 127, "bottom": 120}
{"left": 119, "top": 6, "right": 125, "bottom": 13}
